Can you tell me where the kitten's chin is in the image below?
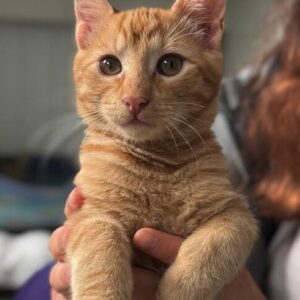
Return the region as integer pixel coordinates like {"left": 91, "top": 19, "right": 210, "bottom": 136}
{"left": 124, "top": 119, "right": 151, "bottom": 127}
{"left": 117, "top": 121, "right": 161, "bottom": 143}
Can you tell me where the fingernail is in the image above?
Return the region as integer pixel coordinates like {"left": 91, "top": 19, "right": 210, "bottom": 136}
{"left": 135, "top": 230, "right": 158, "bottom": 251}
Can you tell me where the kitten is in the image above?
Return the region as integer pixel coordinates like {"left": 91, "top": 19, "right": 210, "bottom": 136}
{"left": 67, "top": 0, "right": 257, "bottom": 299}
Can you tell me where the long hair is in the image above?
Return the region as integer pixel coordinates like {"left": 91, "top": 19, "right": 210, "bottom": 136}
{"left": 242, "top": 0, "right": 300, "bottom": 215}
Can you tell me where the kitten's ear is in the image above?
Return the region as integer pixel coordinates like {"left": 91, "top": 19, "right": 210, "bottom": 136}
{"left": 74, "top": 0, "right": 114, "bottom": 49}
{"left": 172, "top": 0, "right": 226, "bottom": 48}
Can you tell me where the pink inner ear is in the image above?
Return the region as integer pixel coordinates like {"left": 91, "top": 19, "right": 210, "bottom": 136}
{"left": 204, "top": 0, "right": 226, "bottom": 48}
{"left": 76, "top": 22, "right": 92, "bottom": 49}
{"left": 209, "top": 0, "right": 226, "bottom": 22}
{"left": 76, "top": 0, "right": 103, "bottom": 23}
{"left": 172, "top": 0, "right": 226, "bottom": 48}
{"left": 75, "top": 0, "right": 114, "bottom": 49}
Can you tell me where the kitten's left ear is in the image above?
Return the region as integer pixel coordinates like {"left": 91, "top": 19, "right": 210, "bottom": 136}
{"left": 172, "top": 0, "right": 226, "bottom": 48}
{"left": 74, "top": 0, "right": 114, "bottom": 49}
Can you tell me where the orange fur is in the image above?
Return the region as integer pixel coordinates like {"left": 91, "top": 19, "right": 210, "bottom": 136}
{"left": 67, "top": 0, "right": 257, "bottom": 299}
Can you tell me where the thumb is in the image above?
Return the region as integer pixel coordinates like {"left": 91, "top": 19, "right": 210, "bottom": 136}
{"left": 133, "top": 228, "right": 183, "bottom": 265}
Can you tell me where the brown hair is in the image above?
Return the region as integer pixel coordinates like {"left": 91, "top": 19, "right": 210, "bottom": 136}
{"left": 242, "top": 0, "right": 300, "bottom": 215}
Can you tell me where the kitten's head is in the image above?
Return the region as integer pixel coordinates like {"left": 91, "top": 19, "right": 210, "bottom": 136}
{"left": 74, "top": 0, "right": 226, "bottom": 144}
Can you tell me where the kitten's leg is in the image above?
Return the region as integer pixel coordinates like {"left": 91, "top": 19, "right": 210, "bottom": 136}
{"left": 67, "top": 215, "right": 133, "bottom": 300}
{"left": 157, "top": 208, "right": 257, "bottom": 300}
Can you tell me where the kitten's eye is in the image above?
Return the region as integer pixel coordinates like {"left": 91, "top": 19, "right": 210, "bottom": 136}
{"left": 156, "top": 54, "right": 184, "bottom": 77}
{"left": 99, "top": 56, "right": 122, "bottom": 76}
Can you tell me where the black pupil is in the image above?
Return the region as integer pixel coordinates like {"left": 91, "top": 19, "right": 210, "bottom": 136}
{"left": 104, "top": 59, "right": 113, "bottom": 70}
{"left": 159, "top": 55, "right": 183, "bottom": 76}
{"left": 164, "top": 59, "right": 175, "bottom": 69}
{"left": 101, "top": 57, "right": 121, "bottom": 75}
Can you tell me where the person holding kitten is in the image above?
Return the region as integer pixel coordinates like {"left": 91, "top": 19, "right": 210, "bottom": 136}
{"left": 49, "top": 0, "right": 259, "bottom": 298}
{"left": 49, "top": 0, "right": 300, "bottom": 299}
{"left": 8, "top": 1, "right": 300, "bottom": 300}
{"left": 14, "top": 0, "right": 299, "bottom": 299}
{"left": 12, "top": 1, "right": 299, "bottom": 300}
{"left": 52, "top": 0, "right": 259, "bottom": 298}
{"left": 48, "top": 188, "right": 265, "bottom": 300}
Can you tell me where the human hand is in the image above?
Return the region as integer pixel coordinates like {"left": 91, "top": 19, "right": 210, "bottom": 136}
{"left": 216, "top": 268, "right": 266, "bottom": 300}
{"left": 49, "top": 189, "right": 265, "bottom": 300}
{"left": 48, "top": 187, "right": 182, "bottom": 300}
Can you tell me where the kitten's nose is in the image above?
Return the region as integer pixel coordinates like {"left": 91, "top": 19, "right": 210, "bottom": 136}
{"left": 122, "top": 97, "right": 149, "bottom": 116}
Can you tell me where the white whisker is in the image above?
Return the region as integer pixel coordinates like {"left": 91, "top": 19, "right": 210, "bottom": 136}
{"left": 169, "top": 116, "right": 206, "bottom": 153}
{"left": 167, "top": 120, "right": 196, "bottom": 158}
{"left": 164, "top": 121, "right": 180, "bottom": 160}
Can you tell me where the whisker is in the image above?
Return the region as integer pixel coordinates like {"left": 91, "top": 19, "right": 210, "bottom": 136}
{"left": 154, "top": 108, "right": 212, "bottom": 126}
{"left": 163, "top": 121, "right": 180, "bottom": 160}
{"left": 165, "top": 12, "right": 186, "bottom": 41}
{"left": 157, "top": 103, "right": 206, "bottom": 111}
{"left": 167, "top": 120, "right": 196, "bottom": 158}
{"left": 169, "top": 116, "right": 207, "bottom": 153}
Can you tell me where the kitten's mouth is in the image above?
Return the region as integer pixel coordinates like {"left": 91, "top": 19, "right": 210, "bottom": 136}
{"left": 123, "top": 118, "right": 150, "bottom": 127}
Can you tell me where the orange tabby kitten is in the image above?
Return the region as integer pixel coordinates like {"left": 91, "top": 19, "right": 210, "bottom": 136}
{"left": 67, "top": 0, "right": 257, "bottom": 299}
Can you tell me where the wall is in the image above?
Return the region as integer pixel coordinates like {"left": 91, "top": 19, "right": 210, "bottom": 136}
{"left": 0, "top": 24, "right": 75, "bottom": 156}
{"left": 224, "top": 0, "right": 274, "bottom": 74}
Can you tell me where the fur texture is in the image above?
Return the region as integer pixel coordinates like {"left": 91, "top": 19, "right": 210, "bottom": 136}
{"left": 67, "top": 0, "right": 257, "bottom": 299}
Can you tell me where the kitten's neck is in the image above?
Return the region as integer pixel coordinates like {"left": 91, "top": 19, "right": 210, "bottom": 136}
{"left": 85, "top": 128, "right": 217, "bottom": 168}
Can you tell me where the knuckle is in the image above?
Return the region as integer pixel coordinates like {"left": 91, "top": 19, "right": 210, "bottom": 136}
{"left": 49, "top": 228, "right": 64, "bottom": 257}
{"left": 51, "top": 290, "right": 67, "bottom": 300}
{"left": 49, "top": 265, "right": 58, "bottom": 288}
{"left": 49, "top": 264, "right": 69, "bottom": 294}
{"left": 48, "top": 230, "right": 59, "bottom": 254}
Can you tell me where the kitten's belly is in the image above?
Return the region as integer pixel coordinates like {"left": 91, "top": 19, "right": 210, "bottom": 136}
{"left": 76, "top": 148, "right": 230, "bottom": 238}
{"left": 75, "top": 168, "right": 198, "bottom": 238}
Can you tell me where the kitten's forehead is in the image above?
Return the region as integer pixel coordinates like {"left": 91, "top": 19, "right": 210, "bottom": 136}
{"left": 111, "top": 8, "right": 173, "bottom": 47}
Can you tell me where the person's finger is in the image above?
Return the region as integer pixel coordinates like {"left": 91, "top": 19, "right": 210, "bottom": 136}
{"left": 64, "top": 187, "right": 84, "bottom": 218}
{"left": 216, "top": 268, "right": 266, "bottom": 300}
{"left": 51, "top": 290, "right": 67, "bottom": 300}
{"left": 49, "top": 263, "right": 70, "bottom": 295}
{"left": 48, "top": 226, "right": 70, "bottom": 262}
{"left": 132, "top": 267, "right": 160, "bottom": 300}
{"left": 133, "top": 228, "right": 183, "bottom": 265}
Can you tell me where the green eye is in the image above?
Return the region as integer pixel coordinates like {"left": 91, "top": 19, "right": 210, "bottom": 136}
{"left": 157, "top": 54, "right": 184, "bottom": 77}
{"left": 99, "top": 56, "right": 122, "bottom": 76}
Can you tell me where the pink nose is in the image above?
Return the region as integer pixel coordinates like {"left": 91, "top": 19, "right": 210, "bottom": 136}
{"left": 122, "top": 97, "right": 149, "bottom": 116}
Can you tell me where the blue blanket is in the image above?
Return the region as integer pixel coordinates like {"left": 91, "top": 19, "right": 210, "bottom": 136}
{"left": 0, "top": 175, "right": 72, "bottom": 230}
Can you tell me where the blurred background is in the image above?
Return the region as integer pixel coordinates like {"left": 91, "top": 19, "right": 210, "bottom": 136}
{"left": 0, "top": 0, "right": 282, "bottom": 299}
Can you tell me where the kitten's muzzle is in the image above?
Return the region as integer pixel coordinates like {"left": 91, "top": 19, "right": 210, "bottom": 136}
{"left": 122, "top": 96, "right": 150, "bottom": 117}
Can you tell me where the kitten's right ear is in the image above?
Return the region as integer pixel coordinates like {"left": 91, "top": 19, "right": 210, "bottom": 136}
{"left": 74, "top": 0, "right": 114, "bottom": 49}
